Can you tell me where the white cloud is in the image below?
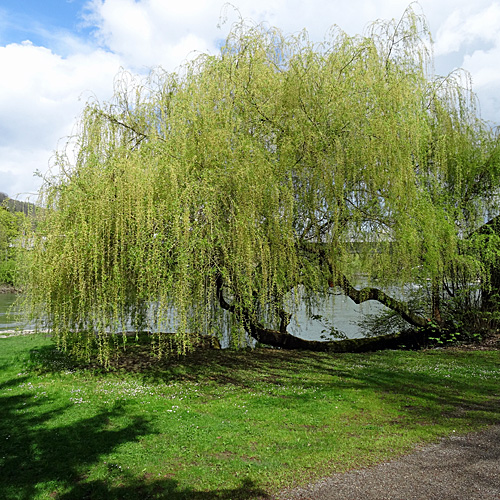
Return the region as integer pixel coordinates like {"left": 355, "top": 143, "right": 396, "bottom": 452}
{"left": 462, "top": 46, "right": 500, "bottom": 124}
{"left": 85, "top": 0, "right": 435, "bottom": 71}
{"left": 431, "top": 2, "right": 500, "bottom": 123}
{"left": 434, "top": 2, "right": 500, "bottom": 55}
{"left": 85, "top": 0, "right": 492, "bottom": 71}
{"left": 84, "top": 0, "right": 222, "bottom": 70}
{"left": 0, "top": 147, "right": 50, "bottom": 201}
{"left": 0, "top": 40, "right": 122, "bottom": 199}
{"left": 463, "top": 46, "right": 500, "bottom": 87}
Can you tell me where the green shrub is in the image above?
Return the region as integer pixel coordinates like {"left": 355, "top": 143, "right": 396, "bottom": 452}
{"left": 0, "top": 259, "right": 17, "bottom": 285}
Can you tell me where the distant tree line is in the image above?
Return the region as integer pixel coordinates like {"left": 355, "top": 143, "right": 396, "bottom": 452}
{"left": 0, "top": 192, "right": 36, "bottom": 216}
{"left": 0, "top": 193, "right": 32, "bottom": 286}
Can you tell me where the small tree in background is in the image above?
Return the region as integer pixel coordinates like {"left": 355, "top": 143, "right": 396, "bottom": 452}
{"left": 24, "top": 6, "right": 500, "bottom": 363}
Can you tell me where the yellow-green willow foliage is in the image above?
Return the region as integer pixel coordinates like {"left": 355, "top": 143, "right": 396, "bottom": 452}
{"left": 24, "top": 8, "right": 500, "bottom": 361}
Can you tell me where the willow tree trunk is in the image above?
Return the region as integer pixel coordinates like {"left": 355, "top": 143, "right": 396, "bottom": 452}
{"left": 216, "top": 273, "right": 430, "bottom": 353}
{"left": 481, "top": 265, "right": 500, "bottom": 329}
{"left": 242, "top": 324, "right": 429, "bottom": 352}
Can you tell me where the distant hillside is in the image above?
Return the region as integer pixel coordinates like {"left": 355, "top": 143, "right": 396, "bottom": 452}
{"left": 0, "top": 192, "right": 37, "bottom": 215}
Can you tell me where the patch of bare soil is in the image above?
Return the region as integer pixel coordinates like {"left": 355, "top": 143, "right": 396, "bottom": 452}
{"left": 447, "top": 331, "right": 500, "bottom": 351}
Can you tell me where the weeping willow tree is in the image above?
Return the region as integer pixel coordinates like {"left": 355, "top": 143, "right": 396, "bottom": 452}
{"left": 24, "top": 7, "right": 500, "bottom": 363}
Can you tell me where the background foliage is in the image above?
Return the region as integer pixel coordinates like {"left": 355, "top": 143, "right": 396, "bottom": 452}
{"left": 0, "top": 198, "right": 26, "bottom": 286}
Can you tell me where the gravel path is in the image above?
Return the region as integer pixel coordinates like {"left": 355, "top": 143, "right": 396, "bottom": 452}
{"left": 277, "top": 425, "right": 500, "bottom": 500}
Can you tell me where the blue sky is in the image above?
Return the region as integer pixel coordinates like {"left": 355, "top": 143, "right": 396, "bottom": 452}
{"left": 0, "top": 1, "right": 90, "bottom": 48}
{"left": 1, "top": 0, "right": 500, "bottom": 200}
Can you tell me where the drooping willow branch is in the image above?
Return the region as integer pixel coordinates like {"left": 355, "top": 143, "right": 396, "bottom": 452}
{"left": 215, "top": 272, "right": 316, "bottom": 349}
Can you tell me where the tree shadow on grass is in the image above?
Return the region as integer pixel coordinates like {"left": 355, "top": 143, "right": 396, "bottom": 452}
{"left": 29, "top": 343, "right": 500, "bottom": 424}
{"left": 186, "top": 349, "right": 500, "bottom": 430}
{"left": 334, "top": 359, "right": 500, "bottom": 426}
{"left": 268, "top": 350, "right": 500, "bottom": 423}
{"left": 21, "top": 342, "right": 499, "bottom": 498}
{"left": 58, "top": 477, "right": 270, "bottom": 499}
{"left": 0, "top": 376, "right": 153, "bottom": 500}
{"left": 0, "top": 367, "right": 271, "bottom": 500}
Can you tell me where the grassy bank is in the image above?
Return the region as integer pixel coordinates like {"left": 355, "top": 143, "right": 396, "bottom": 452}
{"left": 0, "top": 335, "right": 498, "bottom": 499}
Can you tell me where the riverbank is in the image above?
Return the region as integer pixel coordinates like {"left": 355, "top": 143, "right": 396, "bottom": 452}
{"left": 0, "top": 283, "right": 19, "bottom": 293}
{"left": 0, "top": 334, "right": 498, "bottom": 499}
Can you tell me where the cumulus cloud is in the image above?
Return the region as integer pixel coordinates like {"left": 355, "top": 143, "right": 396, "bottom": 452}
{"left": 84, "top": 0, "right": 223, "bottom": 70}
{"left": 82, "top": 0, "right": 500, "bottom": 121}
{"left": 434, "top": 2, "right": 500, "bottom": 55}
{"left": 83, "top": 0, "right": 432, "bottom": 71}
{"left": 0, "top": 39, "right": 122, "bottom": 199}
{"left": 0, "top": 147, "right": 52, "bottom": 202}
{"left": 432, "top": 2, "right": 500, "bottom": 123}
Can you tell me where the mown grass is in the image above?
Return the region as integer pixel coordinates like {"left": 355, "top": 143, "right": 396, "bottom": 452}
{"left": 0, "top": 334, "right": 498, "bottom": 499}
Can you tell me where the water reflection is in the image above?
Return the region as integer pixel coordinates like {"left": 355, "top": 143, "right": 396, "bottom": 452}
{"left": 288, "top": 291, "right": 389, "bottom": 340}
{"left": 0, "top": 293, "right": 27, "bottom": 330}
{"left": 0, "top": 291, "right": 390, "bottom": 339}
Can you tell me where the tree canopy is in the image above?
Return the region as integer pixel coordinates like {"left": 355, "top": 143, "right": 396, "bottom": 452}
{"left": 24, "top": 7, "right": 500, "bottom": 363}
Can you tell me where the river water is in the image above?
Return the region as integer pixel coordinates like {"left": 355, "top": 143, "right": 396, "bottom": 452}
{"left": 0, "top": 292, "right": 389, "bottom": 339}
{"left": 0, "top": 293, "right": 28, "bottom": 331}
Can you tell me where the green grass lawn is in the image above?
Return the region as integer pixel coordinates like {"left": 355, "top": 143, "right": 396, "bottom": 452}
{"left": 0, "top": 334, "right": 498, "bottom": 499}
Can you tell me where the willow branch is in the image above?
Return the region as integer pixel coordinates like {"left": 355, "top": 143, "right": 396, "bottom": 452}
{"left": 300, "top": 242, "right": 429, "bottom": 328}
{"left": 335, "top": 274, "right": 428, "bottom": 328}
